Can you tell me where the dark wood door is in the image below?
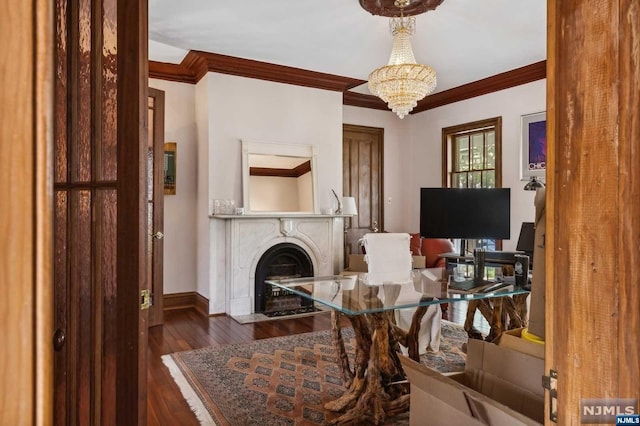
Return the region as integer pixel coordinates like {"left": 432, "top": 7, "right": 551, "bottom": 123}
{"left": 53, "top": 0, "right": 148, "bottom": 424}
{"left": 342, "top": 124, "right": 384, "bottom": 264}
{"left": 147, "top": 88, "right": 165, "bottom": 327}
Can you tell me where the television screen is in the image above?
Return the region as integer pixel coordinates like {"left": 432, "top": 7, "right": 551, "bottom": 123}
{"left": 420, "top": 188, "right": 511, "bottom": 240}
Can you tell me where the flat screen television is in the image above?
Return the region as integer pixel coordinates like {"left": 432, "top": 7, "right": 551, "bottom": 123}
{"left": 420, "top": 187, "right": 511, "bottom": 255}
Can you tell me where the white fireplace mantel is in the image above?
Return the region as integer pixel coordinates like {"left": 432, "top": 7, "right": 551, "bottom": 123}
{"left": 210, "top": 214, "right": 346, "bottom": 316}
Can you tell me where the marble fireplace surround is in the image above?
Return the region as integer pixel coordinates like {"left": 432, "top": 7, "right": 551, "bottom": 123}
{"left": 211, "top": 214, "right": 345, "bottom": 317}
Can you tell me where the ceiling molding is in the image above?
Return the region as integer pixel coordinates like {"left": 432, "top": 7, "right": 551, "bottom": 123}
{"left": 149, "top": 50, "right": 365, "bottom": 91}
{"left": 148, "top": 61, "right": 196, "bottom": 84}
{"left": 192, "top": 50, "right": 366, "bottom": 92}
{"left": 148, "top": 51, "right": 546, "bottom": 113}
{"left": 412, "top": 60, "right": 547, "bottom": 113}
{"left": 343, "top": 91, "right": 389, "bottom": 111}
{"left": 181, "top": 51, "right": 209, "bottom": 81}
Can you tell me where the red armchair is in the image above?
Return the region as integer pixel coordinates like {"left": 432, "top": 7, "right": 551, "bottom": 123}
{"left": 409, "top": 233, "right": 455, "bottom": 319}
{"left": 410, "top": 233, "right": 455, "bottom": 267}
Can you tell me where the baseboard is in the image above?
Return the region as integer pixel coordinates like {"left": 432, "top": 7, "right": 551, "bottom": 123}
{"left": 194, "top": 292, "right": 209, "bottom": 317}
{"left": 164, "top": 292, "right": 209, "bottom": 317}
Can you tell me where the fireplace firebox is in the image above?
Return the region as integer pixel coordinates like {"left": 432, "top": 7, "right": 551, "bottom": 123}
{"left": 254, "top": 243, "right": 314, "bottom": 316}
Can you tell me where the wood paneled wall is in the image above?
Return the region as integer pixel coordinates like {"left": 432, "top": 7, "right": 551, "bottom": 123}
{"left": 547, "top": 0, "right": 640, "bottom": 423}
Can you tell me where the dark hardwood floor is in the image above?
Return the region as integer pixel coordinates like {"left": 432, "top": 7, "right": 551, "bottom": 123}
{"left": 146, "top": 304, "right": 487, "bottom": 425}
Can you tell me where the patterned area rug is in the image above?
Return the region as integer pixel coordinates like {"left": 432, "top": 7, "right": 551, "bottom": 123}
{"left": 162, "top": 321, "right": 468, "bottom": 425}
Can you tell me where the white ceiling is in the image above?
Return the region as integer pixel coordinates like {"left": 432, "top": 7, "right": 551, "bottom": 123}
{"left": 148, "top": 0, "right": 546, "bottom": 95}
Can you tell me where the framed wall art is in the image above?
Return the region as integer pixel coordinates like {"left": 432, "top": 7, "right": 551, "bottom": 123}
{"left": 164, "top": 142, "right": 177, "bottom": 195}
{"left": 521, "top": 111, "right": 547, "bottom": 180}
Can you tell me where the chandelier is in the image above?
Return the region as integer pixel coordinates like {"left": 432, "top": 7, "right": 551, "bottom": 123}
{"left": 368, "top": 0, "right": 437, "bottom": 119}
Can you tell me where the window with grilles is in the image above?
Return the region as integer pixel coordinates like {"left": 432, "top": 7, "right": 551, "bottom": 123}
{"left": 442, "top": 117, "right": 503, "bottom": 251}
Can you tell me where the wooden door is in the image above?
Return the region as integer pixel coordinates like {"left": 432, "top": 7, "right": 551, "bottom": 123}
{"left": 0, "top": 1, "right": 53, "bottom": 423}
{"left": 342, "top": 124, "right": 384, "bottom": 264}
{"left": 147, "top": 88, "right": 165, "bottom": 327}
{"left": 547, "top": 1, "right": 640, "bottom": 424}
{"left": 52, "top": 0, "right": 148, "bottom": 424}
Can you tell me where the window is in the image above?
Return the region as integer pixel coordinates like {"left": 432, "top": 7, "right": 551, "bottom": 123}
{"left": 442, "top": 117, "right": 503, "bottom": 251}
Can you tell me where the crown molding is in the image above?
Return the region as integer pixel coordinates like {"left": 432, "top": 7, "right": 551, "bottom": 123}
{"left": 149, "top": 51, "right": 546, "bottom": 113}
{"left": 343, "top": 91, "right": 389, "bottom": 111}
{"left": 149, "top": 50, "right": 365, "bottom": 92}
{"left": 193, "top": 50, "right": 365, "bottom": 91}
{"left": 149, "top": 61, "right": 197, "bottom": 84}
{"left": 412, "top": 60, "right": 547, "bottom": 113}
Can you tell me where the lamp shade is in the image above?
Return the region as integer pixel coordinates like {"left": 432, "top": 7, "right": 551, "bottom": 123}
{"left": 341, "top": 197, "right": 358, "bottom": 216}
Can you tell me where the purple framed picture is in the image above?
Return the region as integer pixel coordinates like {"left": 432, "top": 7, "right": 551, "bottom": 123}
{"left": 521, "top": 111, "right": 546, "bottom": 180}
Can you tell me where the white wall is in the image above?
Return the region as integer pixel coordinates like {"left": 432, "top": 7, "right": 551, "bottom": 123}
{"left": 155, "top": 76, "right": 546, "bottom": 302}
{"left": 407, "top": 79, "right": 547, "bottom": 250}
{"left": 203, "top": 73, "right": 344, "bottom": 313}
{"left": 195, "top": 76, "right": 213, "bottom": 300}
{"left": 149, "top": 79, "right": 198, "bottom": 294}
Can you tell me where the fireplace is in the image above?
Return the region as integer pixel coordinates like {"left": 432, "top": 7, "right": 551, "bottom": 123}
{"left": 254, "top": 243, "right": 314, "bottom": 316}
{"left": 210, "top": 214, "right": 344, "bottom": 317}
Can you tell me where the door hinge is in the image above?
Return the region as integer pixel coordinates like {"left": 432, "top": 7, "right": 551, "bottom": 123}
{"left": 141, "top": 289, "right": 151, "bottom": 310}
{"left": 542, "top": 369, "right": 558, "bottom": 422}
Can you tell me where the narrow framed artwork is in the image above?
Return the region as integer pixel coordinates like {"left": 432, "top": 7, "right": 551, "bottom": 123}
{"left": 521, "top": 111, "right": 546, "bottom": 180}
{"left": 164, "top": 142, "right": 177, "bottom": 195}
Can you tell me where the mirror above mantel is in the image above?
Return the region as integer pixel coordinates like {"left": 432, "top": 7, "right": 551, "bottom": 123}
{"left": 241, "top": 140, "right": 319, "bottom": 214}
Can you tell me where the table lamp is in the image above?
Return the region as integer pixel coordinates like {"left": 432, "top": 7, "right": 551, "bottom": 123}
{"left": 341, "top": 197, "right": 358, "bottom": 216}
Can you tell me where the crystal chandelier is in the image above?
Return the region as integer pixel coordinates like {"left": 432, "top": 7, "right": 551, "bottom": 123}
{"left": 368, "top": 0, "right": 437, "bottom": 119}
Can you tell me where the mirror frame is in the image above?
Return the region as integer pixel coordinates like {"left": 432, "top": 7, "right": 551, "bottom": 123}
{"left": 241, "top": 140, "right": 319, "bottom": 214}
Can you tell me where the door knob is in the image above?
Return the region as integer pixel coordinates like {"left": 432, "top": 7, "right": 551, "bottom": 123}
{"left": 150, "top": 231, "right": 164, "bottom": 240}
{"left": 53, "top": 329, "right": 66, "bottom": 351}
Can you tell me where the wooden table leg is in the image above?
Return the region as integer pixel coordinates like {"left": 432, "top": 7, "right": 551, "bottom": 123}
{"left": 327, "top": 312, "right": 409, "bottom": 425}
{"left": 487, "top": 297, "right": 504, "bottom": 342}
{"left": 464, "top": 300, "right": 484, "bottom": 339}
{"left": 406, "top": 305, "right": 428, "bottom": 361}
{"left": 513, "top": 293, "right": 529, "bottom": 327}
{"left": 503, "top": 296, "right": 524, "bottom": 330}
{"left": 326, "top": 314, "right": 370, "bottom": 413}
{"left": 331, "top": 310, "right": 354, "bottom": 388}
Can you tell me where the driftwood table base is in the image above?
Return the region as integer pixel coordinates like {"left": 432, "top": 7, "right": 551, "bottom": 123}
{"left": 327, "top": 310, "right": 411, "bottom": 425}
{"left": 464, "top": 294, "right": 530, "bottom": 342}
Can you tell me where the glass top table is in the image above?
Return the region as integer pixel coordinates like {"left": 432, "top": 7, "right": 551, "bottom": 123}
{"left": 265, "top": 268, "right": 529, "bottom": 316}
{"left": 266, "top": 268, "right": 530, "bottom": 424}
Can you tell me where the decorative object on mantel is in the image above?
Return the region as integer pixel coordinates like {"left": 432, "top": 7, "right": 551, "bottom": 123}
{"left": 332, "top": 188, "right": 343, "bottom": 214}
{"left": 366, "top": 0, "right": 439, "bottom": 119}
{"left": 213, "top": 199, "right": 236, "bottom": 214}
{"left": 524, "top": 175, "right": 545, "bottom": 191}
